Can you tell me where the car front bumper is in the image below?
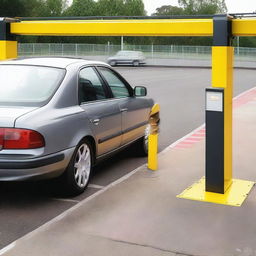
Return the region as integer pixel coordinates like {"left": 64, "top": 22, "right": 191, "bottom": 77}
{"left": 0, "top": 147, "right": 75, "bottom": 181}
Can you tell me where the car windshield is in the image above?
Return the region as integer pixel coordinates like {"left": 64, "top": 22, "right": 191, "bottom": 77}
{"left": 0, "top": 65, "right": 65, "bottom": 107}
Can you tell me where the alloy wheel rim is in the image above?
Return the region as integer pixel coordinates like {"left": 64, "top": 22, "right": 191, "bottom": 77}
{"left": 144, "top": 124, "right": 150, "bottom": 151}
{"left": 74, "top": 143, "right": 91, "bottom": 188}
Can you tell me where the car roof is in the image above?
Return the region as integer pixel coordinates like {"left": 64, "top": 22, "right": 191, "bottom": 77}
{"left": 117, "top": 50, "right": 142, "bottom": 53}
{"left": 0, "top": 57, "right": 107, "bottom": 69}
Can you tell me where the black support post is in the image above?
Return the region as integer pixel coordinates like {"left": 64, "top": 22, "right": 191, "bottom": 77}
{"left": 206, "top": 88, "right": 225, "bottom": 193}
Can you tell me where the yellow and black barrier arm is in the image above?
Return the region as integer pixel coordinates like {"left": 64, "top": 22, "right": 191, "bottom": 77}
{"left": 148, "top": 103, "right": 160, "bottom": 171}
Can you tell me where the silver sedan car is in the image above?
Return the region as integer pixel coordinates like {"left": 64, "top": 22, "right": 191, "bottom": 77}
{"left": 107, "top": 51, "right": 146, "bottom": 67}
{"left": 0, "top": 57, "right": 154, "bottom": 195}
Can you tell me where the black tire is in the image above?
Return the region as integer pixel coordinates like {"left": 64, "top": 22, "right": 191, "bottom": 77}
{"left": 61, "top": 139, "right": 93, "bottom": 196}
{"left": 109, "top": 60, "right": 116, "bottom": 66}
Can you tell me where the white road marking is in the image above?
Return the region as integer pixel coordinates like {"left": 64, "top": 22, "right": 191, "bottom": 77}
{"left": 51, "top": 198, "right": 80, "bottom": 203}
{"left": 88, "top": 184, "right": 105, "bottom": 189}
{"left": 51, "top": 184, "right": 105, "bottom": 203}
{"left": 0, "top": 243, "right": 16, "bottom": 255}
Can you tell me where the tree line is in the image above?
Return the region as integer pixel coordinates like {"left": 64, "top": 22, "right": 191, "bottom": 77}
{"left": 0, "top": 0, "right": 254, "bottom": 47}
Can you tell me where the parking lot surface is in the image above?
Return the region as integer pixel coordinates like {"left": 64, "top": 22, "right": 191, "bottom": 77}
{"left": 0, "top": 67, "right": 256, "bottom": 249}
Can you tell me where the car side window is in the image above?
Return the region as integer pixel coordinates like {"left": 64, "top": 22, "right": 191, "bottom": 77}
{"left": 79, "top": 67, "right": 107, "bottom": 104}
{"left": 98, "top": 67, "right": 130, "bottom": 98}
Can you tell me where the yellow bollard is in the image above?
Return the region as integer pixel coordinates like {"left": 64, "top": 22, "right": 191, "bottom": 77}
{"left": 148, "top": 104, "right": 160, "bottom": 171}
{"left": 148, "top": 133, "right": 158, "bottom": 170}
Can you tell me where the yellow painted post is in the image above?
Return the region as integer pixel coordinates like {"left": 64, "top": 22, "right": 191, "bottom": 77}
{"left": 148, "top": 134, "right": 158, "bottom": 171}
{"left": 205, "top": 15, "right": 233, "bottom": 193}
{"left": 0, "top": 18, "right": 17, "bottom": 60}
{"left": 0, "top": 41, "right": 17, "bottom": 60}
{"left": 148, "top": 104, "right": 160, "bottom": 171}
{"left": 212, "top": 46, "right": 233, "bottom": 191}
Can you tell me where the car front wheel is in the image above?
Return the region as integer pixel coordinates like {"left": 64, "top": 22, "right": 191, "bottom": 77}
{"left": 109, "top": 60, "right": 116, "bottom": 66}
{"left": 134, "top": 124, "right": 150, "bottom": 157}
{"left": 62, "top": 139, "right": 93, "bottom": 195}
{"left": 133, "top": 60, "right": 140, "bottom": 67}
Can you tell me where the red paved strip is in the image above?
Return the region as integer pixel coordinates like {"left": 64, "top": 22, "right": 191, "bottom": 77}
{"left": 174, "top": 127, "right": 206, "bottom": 148}
{"left": 175, "top": 144, "right": 192, "bottom": 149}
{"left": 178, "top": 141, "right": 195, "bottom": 145}
{"left": 191, "top": 134, "right": 205, "bottom": 137}
{"left": 185, "top": 138, "right": 202, "bottom": 142}
{"left": 233, "top": 89, "right": 256, "bottom": 109}
{"left": 174, "top": 130, "right": 205, "bottom": 148}
{"left": 174, "top": 87, "right": 256, "bottom": 149}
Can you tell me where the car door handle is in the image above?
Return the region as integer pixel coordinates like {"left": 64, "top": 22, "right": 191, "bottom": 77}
{"left": 91, "top": 119, "right": 100, "bottom": 125}
{"left": 120, "top": 108, "right": 128, "bottom": 112}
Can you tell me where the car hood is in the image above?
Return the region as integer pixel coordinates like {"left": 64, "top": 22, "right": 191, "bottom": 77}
{"left": 0, "top": 107, "right": 38, "bottom": 127}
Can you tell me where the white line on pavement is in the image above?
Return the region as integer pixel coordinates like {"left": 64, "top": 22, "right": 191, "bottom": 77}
{"left": 51, "top": 198, "right": 80, "bottom": 203}
{"left": 0, "top": 243, "right": 16, "bottom": 255}
{"left": 88, "top": 184, "right": 105, "bottom": 189}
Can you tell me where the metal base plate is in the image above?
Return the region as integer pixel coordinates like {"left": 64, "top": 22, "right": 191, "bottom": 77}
{"left": 177, "top": 177, "right": 255, "bottom": 207}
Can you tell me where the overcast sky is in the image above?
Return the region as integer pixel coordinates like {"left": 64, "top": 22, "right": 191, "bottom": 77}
{"left": 143, "top": 0, "right": 256, "bottom": 15}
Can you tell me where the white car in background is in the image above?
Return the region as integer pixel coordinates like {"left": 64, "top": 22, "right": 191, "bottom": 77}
{"left": 107, "top": 51, "right": 146, "bottom": 67}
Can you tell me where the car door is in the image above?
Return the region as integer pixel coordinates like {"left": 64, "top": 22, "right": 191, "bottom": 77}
{"left": 97, "top": 66, "right": 149, "bottom": 146}
{"left": 78, "top": 66, "right": 122, "bottom": 156}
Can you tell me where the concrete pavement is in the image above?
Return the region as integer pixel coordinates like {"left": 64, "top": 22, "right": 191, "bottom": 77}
{"left": 2, "top": 87, "right": 256, "bottom": 256}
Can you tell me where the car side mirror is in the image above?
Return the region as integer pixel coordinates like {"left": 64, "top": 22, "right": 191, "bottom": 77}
{"left": 134, "top": 86, "right": 147, "bottom": 97}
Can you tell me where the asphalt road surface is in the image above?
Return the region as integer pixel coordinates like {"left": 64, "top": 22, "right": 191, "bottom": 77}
{"left": 0, "top": 67, "right": 256, "bottom": 249}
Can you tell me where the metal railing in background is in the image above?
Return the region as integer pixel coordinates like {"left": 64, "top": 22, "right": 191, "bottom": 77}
{"left": 18, "top": 43, "right": 212, "bottom": 58}
{"left": 18, "top": 43, "right": 256, "bottom": 68}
